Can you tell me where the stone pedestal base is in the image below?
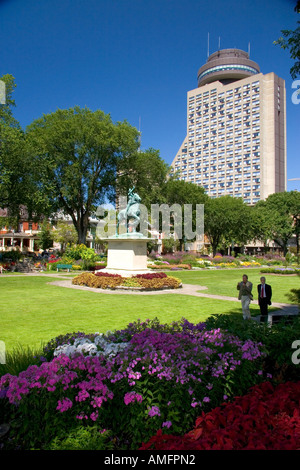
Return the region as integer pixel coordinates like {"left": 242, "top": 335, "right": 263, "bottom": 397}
{"left": 97, "top": 236, "right": 154, "bottom": 277}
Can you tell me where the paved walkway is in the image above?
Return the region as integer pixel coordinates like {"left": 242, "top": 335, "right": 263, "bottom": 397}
{"left": 47, "top": 278, "right": 299, "bottom": 317}
{"left": 1, "top": 272, "right": 298, "bottom": 317}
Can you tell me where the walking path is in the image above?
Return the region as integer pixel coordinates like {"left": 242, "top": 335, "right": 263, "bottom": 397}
{"left": 1, "top": 272, "right": 298, "bottom": 317}
{"left": 46, "top": 278, "right": 299, "bottom": 317}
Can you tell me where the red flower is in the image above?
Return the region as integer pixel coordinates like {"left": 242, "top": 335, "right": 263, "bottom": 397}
{"left": 140, "top": 381, "right": 300, "bottom": 450}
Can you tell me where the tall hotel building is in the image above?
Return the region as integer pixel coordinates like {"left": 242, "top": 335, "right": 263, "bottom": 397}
{"left": 171, "top": 49, "right": 287, "bottom": 204}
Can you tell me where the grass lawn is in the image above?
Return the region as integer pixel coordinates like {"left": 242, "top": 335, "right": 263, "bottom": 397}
{"left": 169, "top": 268, "right": 298, "bottom": 304}
{"left": 0, "top": 268, "right": 298, "bottom": 352}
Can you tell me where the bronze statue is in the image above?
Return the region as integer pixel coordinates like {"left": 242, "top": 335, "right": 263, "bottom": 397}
{"left": 116, "top": 187, "right": 141, "bottom": 235}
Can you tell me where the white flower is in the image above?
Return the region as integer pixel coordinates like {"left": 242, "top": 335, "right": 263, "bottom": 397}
{"left": 53, "top": 335, "right": 130, "bottom": 359}
{"left": 94, "top": 335, "right": 107, "bottom": 348}
{"left": 74, "top": 337, "right": 92, "bottom": 346}
{"left": 76, "top": 343, "right": 98, "bottom": 355}
{"left": 54, "top": 344, "right": 76, "bottom": 357}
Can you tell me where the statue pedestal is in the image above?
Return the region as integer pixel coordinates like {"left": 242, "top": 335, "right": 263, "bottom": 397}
{"left": 97, "top": 235, "right": 154, "bottom": 277}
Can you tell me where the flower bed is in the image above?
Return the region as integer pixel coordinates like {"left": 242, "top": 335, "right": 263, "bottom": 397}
{"left": 148, "top": 263, "right": 191, "bottom": 270}
{"left": 140, "top": 380, "right": 300, "bottom": 450}
{"left": 72, "top": 272, "right": 182, "bottom": 290}
{"left": 0, "top": 318, "right": 267, "bottom": 450}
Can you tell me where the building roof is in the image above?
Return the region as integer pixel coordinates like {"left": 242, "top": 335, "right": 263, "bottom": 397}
{"left": 197, "top": 48, "right": 260, "bottom": 87}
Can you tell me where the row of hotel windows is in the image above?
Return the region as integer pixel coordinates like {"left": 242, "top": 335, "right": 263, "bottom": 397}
{"left": 188, "top": 119, "right": 261, "bottom": 134}
{"left": 176, "top": 157, "right": 261, "bottom": 166}
{"left": 188, "top": 99, "right": 260, "bottom": 115}
{"left": 180, "top": 172, "right": 260, "bottom": 185}
{"left": 179, "top": 181, "right": 261, "bottom": 202}
{"left": 188, "top": 112, "right": 260, "bottom": 123}
{"left": 188, "top": 81, "right": 260, "bottom": 103}
{"left": 179, "top": 177, "right": 261, "bottom": 201}
{"left": 179, "top": 173, "right": 260, "bottom": 180}
{"left": 175, "top": 154, "right": 261, "bottom": 164}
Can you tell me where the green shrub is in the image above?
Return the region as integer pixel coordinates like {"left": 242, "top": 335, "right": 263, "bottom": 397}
{"left": 287, "top": 288, "right": 300, "bottom": 306}
{"left": 1, "top": 251, "right": 23, "bottom": 262}
{"left": 47, "top": 260, "right": 62, "bottom": 271}
{"left": 45, "top": 426, "right": 114, "bottom": 450}
{"left": 260, "top": 268, "right": 300, "bottom": 274}
{"left": 0, "top": 345, "right": 44, "bottom": 378}
{"left": 205, "top": 313, "right": 300, "bottom": 382}
{"left": 64, "top": 244, "right": 99, "bottom": 262}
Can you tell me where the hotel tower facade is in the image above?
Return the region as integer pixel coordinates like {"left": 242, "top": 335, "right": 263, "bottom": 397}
{"left": 171, "top": 48, "right": 287, "bottom": 204}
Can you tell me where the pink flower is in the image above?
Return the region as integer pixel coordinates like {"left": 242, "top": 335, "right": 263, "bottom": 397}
{"left": 124, "top": 391, "right": 143, "bottom": 405}
{"left": 148, "top": 405, "right": 160, "bottom": 417}
{"left": 162, "top": 421, "right": 172, "bottom": 428}
{"left": 56, "top": 397, "right": 73, "bottom": 412}
{"left": 90, "top": 411, "right": 99, "bottom": 421}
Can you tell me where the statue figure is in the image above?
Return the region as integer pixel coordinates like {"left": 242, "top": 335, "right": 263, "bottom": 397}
{"left": 116, "top": 187, "right": 141, "bottom": 235}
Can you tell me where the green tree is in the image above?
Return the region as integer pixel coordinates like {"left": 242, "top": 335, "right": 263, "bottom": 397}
{"left": 256, "top": 191, "right": 300, "bottom": 256}
{"left": 290, "top": 190, "right": 300, "bottom": 255}
{"left": 117, "top": 148, "right": 170, "bottom": 208}
{"left": 52, "top": 220, "right": 78, "bottom": 253}
{"left": 0, "top": 74, "right": 20, "bottom": 128}
{"left": 274, "top": 1, "right": 300, "bottom": 79}
{"left": 163, "top": 179, "right": 208, "bottom": 250}
{"left": 0, "top": 125, "right": 26, "bottom": 213}
{"left": 0, "top": 123, "right": 50, "bottom": 221}
{"left": 26, "top": 106, "right": 139, "bottom": 245}
{"left": 251, "top": 202, "right": 273, "bottom": 249}
{"left": 0, "top": 75, "right": 47, "bottom": 221}
{"left": 37, "top": 220, "right": 54, "bottom": 251}
{"left": 204, "top": 196, "right": 252, "bottom": 256}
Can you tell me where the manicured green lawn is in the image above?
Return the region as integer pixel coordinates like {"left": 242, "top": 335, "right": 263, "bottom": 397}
{"left": 0, "top": 269, "right": 298, "bottom": 352}
{"left": 169, "top": 268, "right": 298, "bottom": 304}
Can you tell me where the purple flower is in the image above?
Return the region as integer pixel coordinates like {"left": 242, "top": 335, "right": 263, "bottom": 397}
{"left": 148, "top": 405, "right": 161, "bottom": 417}
{"left": 56, "top": 397, "right": 73, "bottom": 412}
{"left": 90, "top": 411, "right": 99, "bottom": 421}
{"left": 162, "top": 421, "right": 172, "bottom": 428}
{"left": 124, "top": 391, "right": 143, "bottom": 405}
{"left": 0, "top": 388, "right": 8, "bottom": 399}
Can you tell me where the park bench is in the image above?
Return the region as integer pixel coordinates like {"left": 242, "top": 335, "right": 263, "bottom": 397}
{"left": 56, "top": 264, "right": 73, "bottom": 272}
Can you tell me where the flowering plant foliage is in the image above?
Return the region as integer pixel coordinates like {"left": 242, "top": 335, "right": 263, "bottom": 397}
{"left": 0, "top": 319, "right": 267, "bottom": 449}
{"left": 72, "top": 272, "right": 181, "bottom": 290}
{"left": 53, "top": 334, "right": 129, "bottom": 359}
{"left": 133, "top": 272, "right": 167, "bottom": 279}
{"left": 140, "top": 381, "right": 300, "bottom": 450}
{"left": 148, "top": 264, "right": 191, "bottom": 270}
{"left": 94, "top": 271, "right": 122, "bottom": 278}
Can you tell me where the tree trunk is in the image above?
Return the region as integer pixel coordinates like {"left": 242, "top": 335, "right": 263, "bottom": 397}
{"left": 75, "top": 213, "right": 89, "bottom": 245}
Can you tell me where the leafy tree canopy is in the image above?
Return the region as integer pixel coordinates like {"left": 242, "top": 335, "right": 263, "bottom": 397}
{"left": 274, "top": 1, "right": 300, "bottom": 79}
{"left": 26, "top": 106, "right": 140, "bottom": 244}
{"left": 254, "top": 191, "right": 300, "bottom": 254}
{"left": 204, "top": 195, "right": 252, "bottom": 256}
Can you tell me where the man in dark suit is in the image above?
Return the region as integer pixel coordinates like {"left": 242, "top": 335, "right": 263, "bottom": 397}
{"left": 257, "top": 276, "right": 272, "bottom": 323}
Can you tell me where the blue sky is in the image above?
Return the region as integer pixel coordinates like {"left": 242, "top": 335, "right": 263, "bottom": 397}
{"left": 1, "top": 0, "right": 299, "bottom": 191}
